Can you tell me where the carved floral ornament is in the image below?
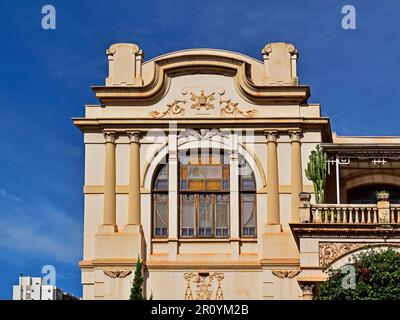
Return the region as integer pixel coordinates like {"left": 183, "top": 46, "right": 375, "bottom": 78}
{"left": 271, "top": 270, "right": 301, "bottom": 279}
{"left": 319, "top": 242, "right": 366, "bottom": 267}
{"left": 184, "top": 272, "right": 224, "bottom": 300}
{"left": 103, "top": 270, "right": 132, "bottom": 278}
{"left": 149, "top": 89, "right": 258, "bottom": 118}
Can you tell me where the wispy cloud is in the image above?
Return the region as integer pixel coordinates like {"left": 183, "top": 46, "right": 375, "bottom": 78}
{"left": 0, "top": 188, "right": 21, "bottom": 203}
{"left": 0, "top": 199, "right": 82, "bottom": 263}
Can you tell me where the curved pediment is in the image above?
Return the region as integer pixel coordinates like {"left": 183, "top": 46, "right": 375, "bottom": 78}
{"left": 93, "top": 43, "right": 309, "bottom": 106}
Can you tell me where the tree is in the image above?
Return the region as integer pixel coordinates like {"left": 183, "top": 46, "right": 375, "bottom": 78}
{"left": 130, "top": 256, "right": 144, "bottom": 300}
{"left": 316, "top": 248, "right": 400, "bottom": 300}
{"left": 305, "top": 145, "right": 327, "bottom": 204}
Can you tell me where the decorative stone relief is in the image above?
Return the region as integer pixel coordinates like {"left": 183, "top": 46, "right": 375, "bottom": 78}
{"left": 178, "top": 128, "right": 222, "bottom": 141}
{"left": 272, "top": 270, "right": 301, "bottom": 279}
{"left": 184, "top": 272, "right": 224, "bottom": 300}
{"left": 149, "top": 99, "right": 186, "bottom": 118}
{"left": 104, "top": 132, "right": 116, "bottom": 143}
{"left": 220, "top": 99, "right": 258, "bottom": 118}
{"left": 128, "top": 131, "right": 141, "bottom": 143}
{"left": 289, "top": 130, "right": 302, "bottom": 142}
{"left": 264, "top": 130, "right": 278, "bottom": 142}
{"left": 103, "top": 270, "right": 132, "bottom": 278}
{"left": 150, "top": 87, "right": 258, "bottom": 118}
{"left": 319, "top": 242, "right": 366, "bottom": 267}
{"left": 190, "top": 90, "right": 215, "bottom": 110}
{"left": 299, "top": 283, "right": 314, "bottom": 296}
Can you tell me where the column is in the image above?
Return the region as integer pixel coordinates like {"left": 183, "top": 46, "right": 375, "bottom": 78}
{"left": 168, "top": 129, "right": 178, "bottom": 239}
{"left": 102, "top": 132, "right": 117, "bottom": 229}
{"left": 228, "top": 131, "right": 239, "bottom": 239}
{"left": 265, "top": 131, "right": 280, "bottom": 225}
{"left": 289, "top": 130, "right": 303, "bottom": 223}
{"left": 128, "top": 131, "right": 141, "bottom": 225}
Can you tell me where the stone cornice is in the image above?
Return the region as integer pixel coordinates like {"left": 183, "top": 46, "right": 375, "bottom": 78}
{"left": 72, "top": 117, "right": 332, "bottom": 140}
{"left": 290, "top": 223, "right": 400, "bottom": 248}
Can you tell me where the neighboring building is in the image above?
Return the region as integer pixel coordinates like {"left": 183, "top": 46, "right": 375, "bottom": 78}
{"left": 13, "top": 276, "right": 78, "bottom": 300}
{"left": 73, "top": 42, "right": 400, "bottom": 300}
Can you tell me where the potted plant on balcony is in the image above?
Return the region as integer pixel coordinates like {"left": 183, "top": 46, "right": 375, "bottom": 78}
{"left": 375, "top": 190, "right": 389, "bottom": 202}
{"left": 305, "top": 145, "right": 328, "bottom": 221}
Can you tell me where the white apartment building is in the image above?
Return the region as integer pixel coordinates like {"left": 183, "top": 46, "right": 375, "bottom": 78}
{"left": 12, "top": 275, "right": 78, "bottom": 300}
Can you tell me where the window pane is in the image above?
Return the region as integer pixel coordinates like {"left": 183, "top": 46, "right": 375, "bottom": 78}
{"left": 216, "top": 194, "right": 229, "bottom": 237}
{"left": 206, "top": 180, "right": 221, "bottom": 190}
{"left": 222, "top": 179, "right": 230, "bottom": 190}
{"left": 188, "top": 180, "right": 205, "bottom": 190}
{"left": 181, "top": 167, "right": 188, "bottom": 178}
{"left": 222, "top": 153, "right": 230, "bottom": 165}
{"left": 242, "top": 193, "right": 256, "bottom": 236}
{"left": 204, "top": 166, "right": 222, "bottom": 178}
{"left": 181, "top": 194, "right": 195, "bottom": 236}
{"left": 154, "top": 194, "right": 168, "bottom": 236}
{"left": 154, "top": 164, "right": 168, "bottom": 191}
{"left": 241, "top": 177, "right": 255, "bottom": 190}
{"left": 180, "top": 179, "right": 188, "bottom": 190}
{"left": 198, "top": 194, "right": 213, "bottom": 237}
{"left": 188, "top": 166, "right": 204, "bottom": 178}
{"left": 155, "top": 179, "right": 168, "bottom": 190}
{"left": 189, "top": 153, "right": 200, "bottom": 165}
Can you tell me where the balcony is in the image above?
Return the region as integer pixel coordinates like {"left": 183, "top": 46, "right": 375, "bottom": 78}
{"left": 298, "top": 192, "right": 400, "bottom": 224}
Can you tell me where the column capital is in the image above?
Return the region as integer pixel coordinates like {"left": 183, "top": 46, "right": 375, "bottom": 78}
{"left": 289, "top": 130, "right": 302, "bottom": 143}
{"left": 127, "top": 131, "right": 142, "bottom": 143}
{"left": 104, "top": 131, "right": 117, "bottom": 143}
{"left": 264, "top": 130, "right": 278, "bottom": 143}
{"left": 299, "top": 283, "right": 315, "bottom": 297}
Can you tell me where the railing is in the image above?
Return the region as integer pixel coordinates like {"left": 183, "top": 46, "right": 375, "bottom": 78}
{"left": 299, "top": 193, "right": 400, "bottom": 224}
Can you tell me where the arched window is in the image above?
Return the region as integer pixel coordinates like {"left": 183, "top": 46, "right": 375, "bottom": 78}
{"left": 179, "top": 149, "right": 230, "bottom": 238}
{"left": 239, "top": 155, "right": 257, "bottom": 237}
{"left": 152, "top": 163, "right": 168, "bottom": 237}
{"left": 151, "top": 150, "right": 257, "bottom": 239}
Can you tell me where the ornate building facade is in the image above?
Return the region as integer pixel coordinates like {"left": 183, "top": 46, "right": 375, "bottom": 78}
{"left": 73, "top": 42, "right": 400, "bottom": 300}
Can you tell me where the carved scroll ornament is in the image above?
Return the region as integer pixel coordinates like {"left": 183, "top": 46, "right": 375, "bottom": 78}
{"left": 150, "top": 99, "right": 186, "bottom": 118}
{"left": 220, "top": 99, "right": 258, "bottom": 118}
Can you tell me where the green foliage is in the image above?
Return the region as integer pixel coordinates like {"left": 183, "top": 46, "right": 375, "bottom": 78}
{"left": 130, "top": 256, "right": 145, "bottom": 300}
{"left": 305, "top": 145, "right": 327, "bottom": 204}
{"left": 129, "top": 256, "right": 153, "bottom": 300}
{"left": 316, "top": 248, "right": 400, "bottom": 300}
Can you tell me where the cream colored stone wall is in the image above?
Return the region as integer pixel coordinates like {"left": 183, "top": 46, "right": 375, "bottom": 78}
{"left": 147, "top": 269, "right": 262, "bottom": 300}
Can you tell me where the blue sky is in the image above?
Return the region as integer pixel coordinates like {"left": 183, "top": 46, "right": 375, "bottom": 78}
{"left": 0, "top": 0, "right": 399, "bottom": 299}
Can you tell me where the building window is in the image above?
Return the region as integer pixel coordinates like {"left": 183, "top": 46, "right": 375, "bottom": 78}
{"left": 239, "top": 155, "right": 257, "bottom": 237}
{"left": 152, "top": 163, "right": 168, "bottom": 237}
{"left": 179, "top": 150, "right": 230, "bottom": 238}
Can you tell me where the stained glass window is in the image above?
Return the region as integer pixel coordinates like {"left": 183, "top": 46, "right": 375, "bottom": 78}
{"left": 239, "top": 156, "right": 257, "bottom": 237}
{"left": 179, "top": 150, "right": 230, "bottom": 238}
{"left": 153, "top": 163, "right": 168, "bottom": 237}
